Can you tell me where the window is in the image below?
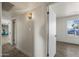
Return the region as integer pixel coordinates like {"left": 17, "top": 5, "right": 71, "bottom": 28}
{"left": 67, "top": 19, "right": 79, "bottom": 36}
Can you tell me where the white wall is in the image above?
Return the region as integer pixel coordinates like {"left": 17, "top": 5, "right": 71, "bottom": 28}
{"left": 15, "top": 14, "right": 34, "bottom": 56}
{"left": 2, "top": 11, "right": 12, "bottom": 45}
{"left": 32, "top": 5, "right": 48, "bottom": 57}
{"left": 52, "top": 2, "right": 79, "bottom": 44}
{"left": 15, "top": 5, "right": 48, "bottom": 57}
{"left": 56, "top": 15, "right": 79, "bottom": 44}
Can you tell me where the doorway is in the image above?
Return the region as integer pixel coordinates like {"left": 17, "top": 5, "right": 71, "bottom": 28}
{"left": 12, "top": 19, "right": 16, "bottom": 46}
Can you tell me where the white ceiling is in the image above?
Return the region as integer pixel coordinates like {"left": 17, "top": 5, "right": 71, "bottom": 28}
{"left": 11, "top": 2, "right": 49, "bottom": 10}
{"left": 50, "top": 2, "right": 79, "bottom": 17}
{"left": 10, "top": 2, "right": 51, "bottom": 14}
{"left": 5, "top": 2, "right": 79, "bottom": 17}
{"left": 11, "top": 2, "right": 79, "bottom": 17}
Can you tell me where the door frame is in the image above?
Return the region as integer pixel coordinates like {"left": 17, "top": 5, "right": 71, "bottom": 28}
{"left": 12, "top": 19, "right": 16, "bottom": 46}
{"left": 48, "top": 4, "right": 56, "bottom": 57}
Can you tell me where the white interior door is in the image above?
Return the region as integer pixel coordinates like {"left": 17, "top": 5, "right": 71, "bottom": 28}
{"left": 49, "top": 4, "right": 56, "bottom": 57}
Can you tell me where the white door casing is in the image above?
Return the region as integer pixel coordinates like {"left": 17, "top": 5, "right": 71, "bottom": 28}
{"left": 49, "top": 4, "right": 56, "bottom": 57}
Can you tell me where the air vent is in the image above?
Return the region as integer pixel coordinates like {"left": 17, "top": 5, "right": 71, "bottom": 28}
{"left": 2, "top": 2, "right": 14, "bottom": 11}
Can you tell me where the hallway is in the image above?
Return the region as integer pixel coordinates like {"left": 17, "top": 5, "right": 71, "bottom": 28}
{"left": 56, "top": 41, "right": 79, "bottom": 57}
{"left": 2, "top": 43, "right": 28, "bottom": 57}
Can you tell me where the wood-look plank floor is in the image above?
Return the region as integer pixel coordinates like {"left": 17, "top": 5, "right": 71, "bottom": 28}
{"left": 2, "top": 43, "right": 28, "bottom": 57}
{"left": 2, "top": 42, "right": 79, "bottom": 57}
{"left": 55, "top": 41, "right": 79, "bottom": 57}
